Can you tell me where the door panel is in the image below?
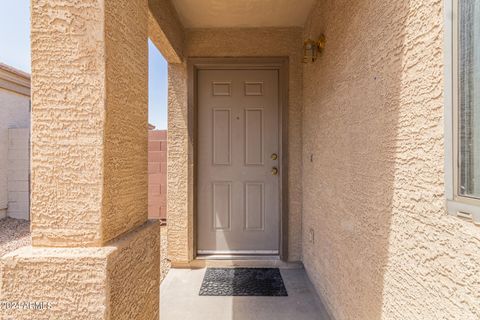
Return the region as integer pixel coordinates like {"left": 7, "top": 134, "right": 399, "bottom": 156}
{"left": 197, "top": 69, "right": 279, "bottom": 254}
{"left": 245, "top": 108, "right": 264, "bottom": 165}
{"left": 245, "top": 182, "right": 265, "bottom": 231}
{"left": 212, "top": 182, "right": 231, "bottom": 230}
{"left": 212, "top": 108, "right": 231, "bottom": 165}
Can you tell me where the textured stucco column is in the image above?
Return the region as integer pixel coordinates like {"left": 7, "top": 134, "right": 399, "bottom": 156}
{"left": 167, "top": 62, "right": 194, "bottom": 265}
{"left": 30, "top": 0, "right": 150, "bottom": 248}
{"left": 0, "top": 0, "right": 159, "bottom": 319}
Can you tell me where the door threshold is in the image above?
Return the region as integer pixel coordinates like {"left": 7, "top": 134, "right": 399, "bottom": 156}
{"left": 172, "top": 257, "right": 303, "bottom": 269}
{"left": 196, "top": 254, "right": 280, "bottom": 260}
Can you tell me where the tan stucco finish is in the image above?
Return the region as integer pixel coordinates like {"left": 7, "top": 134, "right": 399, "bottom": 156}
{"left": 30, "top": 0, "right": 104, "bottom": 246}
{"left": 302, "top": 0, "right": 480, "bottom": 319}
{"left": 102, "top": 0, "right": 149, "bottom": 244}
{"left": 171, "top": 0, "right": 316, "bottom": 28}
{"left": 30, "top": 0, "right": 149, "bottom": 247}
{"left": 148, "top": 0, "right": 185, "bottom": 63}
{"left": 167, "top": 28, "right": 304, "bottom": 263}
{"left": 167, "top": 62, "right": 193, "bottom": 263}
{"left": 0, "top": 221, "right": 160, "bottom": 320}
{"left": 19, "top": 0, "right": 480, "bottom": 317}
{"left": 18, "top": 1, "right": 161, "bottom": 319}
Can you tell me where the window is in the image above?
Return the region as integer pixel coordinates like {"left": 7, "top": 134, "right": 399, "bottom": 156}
{"left": 458, "top": 2, "right": 480, "bottom": 199}
{"left": 445, "top": 0, "right": 480, "bottom": 224}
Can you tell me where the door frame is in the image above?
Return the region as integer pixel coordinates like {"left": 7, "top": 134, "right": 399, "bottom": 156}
{"left": 188, "top": 57, "right": 289, "bottom": 261}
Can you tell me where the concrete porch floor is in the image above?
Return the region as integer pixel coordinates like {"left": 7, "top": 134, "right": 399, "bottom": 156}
{"left": 160, "top": 266, "right": 331, "bottom": 320}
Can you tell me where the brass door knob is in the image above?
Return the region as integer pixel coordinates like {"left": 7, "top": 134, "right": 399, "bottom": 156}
{"left": 271, "top": 153, "right": 278, "bottom": 160}
{"left": 272, "top": 167, "right": 278, "bottom": 175}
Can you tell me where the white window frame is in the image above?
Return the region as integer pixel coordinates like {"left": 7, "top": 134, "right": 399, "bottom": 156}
{"left": 444, "top": 0, "right": 480, "bottom": 225}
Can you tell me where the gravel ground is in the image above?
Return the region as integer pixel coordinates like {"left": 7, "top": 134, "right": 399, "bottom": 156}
{"left": 0, "top": 217, "right": 31, "bottom": 257}
{"left": 161, "top": 225, "right": 170, "bottom": 283}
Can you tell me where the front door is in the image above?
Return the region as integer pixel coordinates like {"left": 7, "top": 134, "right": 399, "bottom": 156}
{"left": 197, "top": 68, "right": 280, "bottom": 255}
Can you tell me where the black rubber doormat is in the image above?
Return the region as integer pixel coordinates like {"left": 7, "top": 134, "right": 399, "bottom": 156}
{"left": 199, "top": 268, "right": 288, "bottom": 296}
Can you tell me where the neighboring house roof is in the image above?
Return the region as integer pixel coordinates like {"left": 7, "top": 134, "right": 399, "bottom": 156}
{"left": 0, "top": 63, "right": 30, "bottom": 97}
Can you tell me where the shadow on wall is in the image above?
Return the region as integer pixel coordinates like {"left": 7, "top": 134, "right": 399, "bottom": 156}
{"left": 164, "top": 0, "right": 480, "bottom": 318}
{"left": 303, "top": 0, "right": 480, "bottom": 319}
{"left": 302, "top": 0, "right": 409, "bottom": 319}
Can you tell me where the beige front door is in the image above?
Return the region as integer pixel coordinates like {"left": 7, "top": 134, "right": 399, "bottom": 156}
{"left": 197, "top": 68, "right": 280, "bottom": 255}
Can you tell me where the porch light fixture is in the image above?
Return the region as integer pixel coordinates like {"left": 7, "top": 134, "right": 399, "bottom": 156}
{"left": 303, "top": 34, "right": 326, "bottom": 63}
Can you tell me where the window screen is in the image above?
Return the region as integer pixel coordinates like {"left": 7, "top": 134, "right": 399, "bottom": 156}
{"left": 459, "top": 1, "right": 480, "bottom": 199}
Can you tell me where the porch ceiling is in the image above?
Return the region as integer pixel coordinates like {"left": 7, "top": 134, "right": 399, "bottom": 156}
{"left": 171, "top": 0, "right": 316, "bottom": 28}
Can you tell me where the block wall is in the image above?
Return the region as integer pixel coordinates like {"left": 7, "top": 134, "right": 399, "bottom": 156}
{"left": 148, "top": 130, "right": 167, "bottom": 220}
{"left": 7, "top": 128, "right": 30, "bottom": 220}
{"left": 0, "top": 88, "right": 30, "bottom": 219}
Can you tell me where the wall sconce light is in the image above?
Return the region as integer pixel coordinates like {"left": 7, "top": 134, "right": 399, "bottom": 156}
{"left": 303, "top": 34, "right": 326, "bottom": 63}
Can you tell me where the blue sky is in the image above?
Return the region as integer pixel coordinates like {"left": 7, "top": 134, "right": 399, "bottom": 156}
{"left": 148, "top": 40, "right": 168, "bottom": 130}
{"left": 0, "top": 0, "right": 168, "bottom": 129}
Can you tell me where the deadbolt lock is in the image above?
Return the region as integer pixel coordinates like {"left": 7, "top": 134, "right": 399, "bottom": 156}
{"left": 271, "top": 153, "right": 278, "bottom": 160}
{"left": 272, "top": 167, "right": 278, "bottom": 176}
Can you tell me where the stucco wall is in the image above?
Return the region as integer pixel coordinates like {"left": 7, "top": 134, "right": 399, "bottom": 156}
{"left": 302, "top": 1, "right": 480, "bottom": 319}
{"left": 31, "top": 0, "right": 105, "bottom": 246}
{"left": 15, "top": 1, "right": 159, "bottom": 318}
{"left": 30, "top": 0, "right": 148, "bottom": 246}
{"left": 0, "top": 221, "right": 159, "bottom": 320}
{"left": 108, "top": 221, "right": 160, "bottom": 320}
{"left": 167, "top": 62, "right": 192, "bottom": 263}
{"left": 0, "top": 89, "right": 30, "bottom": 219}
{"left": 148, "top": 0, "right": 185, "bottom": 63}
{"left": 103, "top": 0, "right": 149, "bottom": 244}
{"left": 167, "top": 28, "right": 304, "bottom": 263}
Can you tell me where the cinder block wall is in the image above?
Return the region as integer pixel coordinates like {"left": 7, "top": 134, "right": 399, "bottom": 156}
{"left": 7, "top": 128, "right": 30, "bottom": 220}
{"left": 0, "top": 87, "right": 30, "bottom": 220}
{"left": 148, "top": 130, "right": 167, "bottom": 220}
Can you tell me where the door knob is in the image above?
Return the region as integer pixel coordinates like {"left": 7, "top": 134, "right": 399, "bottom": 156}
{"left": 272, "top": 167, "right": 278, "bottom": 176}
{"left": 271, "top": 153, "right": 278, "bottom": 160}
